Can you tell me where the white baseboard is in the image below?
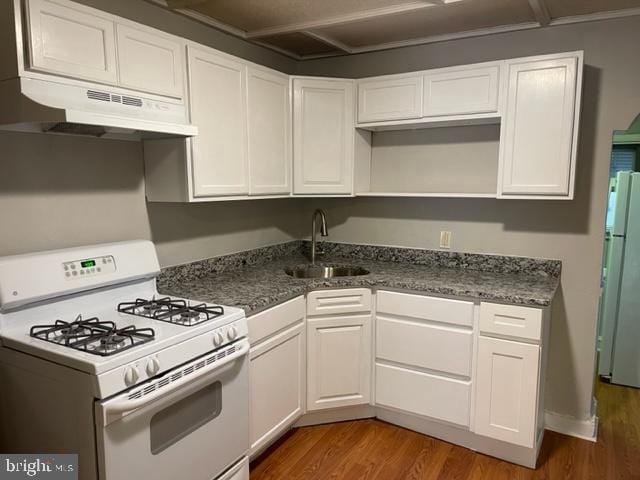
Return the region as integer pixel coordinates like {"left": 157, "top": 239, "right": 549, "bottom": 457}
{"left": 544, "top": 410, "right": 599, "bottom": 442}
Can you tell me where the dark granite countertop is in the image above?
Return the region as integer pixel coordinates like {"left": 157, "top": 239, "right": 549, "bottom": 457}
{"left": 157, "top": 242, "right": 560, "bottom": 316}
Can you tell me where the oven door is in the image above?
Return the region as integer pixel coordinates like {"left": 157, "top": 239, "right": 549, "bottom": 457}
{"left": 95, "top": 339, "right": 249, "bottom": 480}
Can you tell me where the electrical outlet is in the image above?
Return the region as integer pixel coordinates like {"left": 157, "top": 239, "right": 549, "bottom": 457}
{"left": 440, "top": 231, "right": 452, "bottom": 249}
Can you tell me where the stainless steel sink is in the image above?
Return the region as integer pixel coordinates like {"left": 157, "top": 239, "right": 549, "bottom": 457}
{"left": 284, "top": 265, "right": 370, "bottom": 279}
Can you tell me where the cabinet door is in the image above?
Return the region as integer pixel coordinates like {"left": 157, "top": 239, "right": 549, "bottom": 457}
{"left": 250, "top": 322, "right": 305, "bottom": 455}
{"left": 188, "top": 46, "right": 249, "bottom": 197}
{"left": 25, "top": 0, "right": 117, "bottom": 84}
{"left": 499, "top": 56, "right": 579, "bottom": 197}
{"left": 357, "top": 75, "right": 423, "bottom": 123}
{"left": 423, "top": 65, "right": 499, "bottom": 117}
{"left": 293, "top": 78, "right": 354, "bottom": 195}
{"left": 307, "top": 314, "right": 371, "bottom": 410}
{"left": 247, "top": 68, "right": 291, "bottom": 195}
{"left": 116, "top": 24, "right": 184, "bottom": 98}
{"left": 424, "top": 65, "right": 500, "bottom": 117}
{"left": 474, "top": 336, "right": 540, "bottom": 448}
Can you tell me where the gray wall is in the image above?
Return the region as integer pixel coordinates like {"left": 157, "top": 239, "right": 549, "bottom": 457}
{"left": 298, "top": 16, "right": 640, "bottom": 422}
{"left": 0, "top": 132, "right": 305, "bottom": 267}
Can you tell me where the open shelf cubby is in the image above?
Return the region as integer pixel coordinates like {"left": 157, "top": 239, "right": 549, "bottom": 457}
{"left": 354, "top": 123, "right": 501, "bottom": 198}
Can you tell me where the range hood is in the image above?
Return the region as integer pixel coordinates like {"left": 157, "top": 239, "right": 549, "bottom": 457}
{"left": 0, "top": 76, "right": 198, "bottom": 141}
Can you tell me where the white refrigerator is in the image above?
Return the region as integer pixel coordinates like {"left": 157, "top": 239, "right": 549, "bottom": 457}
{"left": 599, "top": 171, "right": 640, "bottom": 387}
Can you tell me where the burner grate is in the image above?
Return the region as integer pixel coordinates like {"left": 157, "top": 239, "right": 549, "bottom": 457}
{"left": 30, "top": 315, "right": 155, "bottom": 357}
{"left": 118, "top": 297, "right": 224, "bottom": 326}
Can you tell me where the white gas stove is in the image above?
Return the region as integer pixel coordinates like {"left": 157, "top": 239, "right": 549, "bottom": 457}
{"left": 0, "top": 241, "right": 250, "bottom": 480}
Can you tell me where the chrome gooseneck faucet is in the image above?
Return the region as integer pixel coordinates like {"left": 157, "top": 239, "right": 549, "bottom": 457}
{"left": 311, "top": 209, "right": 329, "bottom": 265}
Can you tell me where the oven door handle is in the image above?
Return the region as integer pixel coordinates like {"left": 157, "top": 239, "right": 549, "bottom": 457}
{"left": 98, "top": 340, "right": 249, "bottom": 425}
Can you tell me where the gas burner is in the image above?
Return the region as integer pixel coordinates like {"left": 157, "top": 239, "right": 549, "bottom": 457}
{"left": 30, "top": 315, "right": 154, "bottom": 357}
{"left": 118, "top": 297, "right": 224, "bottom": 327}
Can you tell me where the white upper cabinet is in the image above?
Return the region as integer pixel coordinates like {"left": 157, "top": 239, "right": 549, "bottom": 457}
{"left": 247, "top": 68, "right": 291, "bottom": 196}
{"left": 293, "top": 78, "right": 354, "bottom": 195}
{"left": 498, "top": 54, "right": 581, "bottom": 198}
{"left": 357, "top": 74, "right": 423, "bottom": 123}
{"left": 188, "top": 46, "right": 249, "bottom": 197}
{"left": 423, "top": 65, "right": 500, "bottom": 117}
{"left": 25, "top": 0, "right": 118, "bottom": 84}
{"left": 116, "top": 24, "right": 184, "bottom": 98}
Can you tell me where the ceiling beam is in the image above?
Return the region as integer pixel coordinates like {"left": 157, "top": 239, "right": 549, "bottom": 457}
{"left": 303, "top": 31, "right": 354, "bottom": 54}
{"left": 527, "top": 0, "right": 551, "bottom": 26}
{"left": 164, "top": 0, "right": 208, "bottom": 8}
{"left": 245, "top": 1, "right": 438, "bottom": 39}
{"left": 145, "top": 0, "right": 248, "bottom": 37}
{"left": 550, "top": 6, "right": 640, "bottom": 26}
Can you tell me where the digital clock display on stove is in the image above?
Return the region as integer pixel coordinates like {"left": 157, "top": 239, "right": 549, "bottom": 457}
{"left": 81, "top": 260, "right": 96, "bottom": 268}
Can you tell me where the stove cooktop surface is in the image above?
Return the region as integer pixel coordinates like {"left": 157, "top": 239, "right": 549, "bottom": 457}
{"left": 0, "top": 282, "right": 246, "bottom": 375}
{"left": 29, "top": 315, "right": 155, "bottom": 357}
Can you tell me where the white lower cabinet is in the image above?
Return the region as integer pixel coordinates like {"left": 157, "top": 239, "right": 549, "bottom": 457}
{"left": 376, "top": 362, "right": 471, "bottom": 427}
{"left": 248, "top": 297, "right": 305, "bottom": 456}
{"left": 247, "top": 290, "right": 548, "bottom": 467}
{"left": 307, "top": 313, "right": 371, "bottom": 410}
{"left": 473, "top": 336, "right": 541, "bottom": 448}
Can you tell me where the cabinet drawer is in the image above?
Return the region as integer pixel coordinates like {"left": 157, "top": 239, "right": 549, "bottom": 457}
{"left": 423, "top": 65, "right": 499, "bottom": 117}
{"left": 357, "top": 75, "right": 423, "bottom": 123}
{"left": 248, "top": 296, "right": 305, "bottom": 344}
{"left": 376, "top": 316, "right": 472, "bottom": 377}
{"left": 376, "top": 362, "right": 470, "bottom": 427}
{"left": 377, "top": 291, "right": 473, "bottom": 327}
{"left": 307, "top": 289, "right": 371, "bottom": 316}
{"left": 479, "top": 302, "right": 543, "bottom": 342}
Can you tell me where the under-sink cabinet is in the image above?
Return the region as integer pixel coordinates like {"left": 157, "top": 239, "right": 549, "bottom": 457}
{"left": 246, "top": 288, "right": 550, "bottom": 468}
{"left": 247, "top": 297, "right": 306, "bottom": 456}
{"left": 306, "top": 289, "right": 372, "bottom": 410}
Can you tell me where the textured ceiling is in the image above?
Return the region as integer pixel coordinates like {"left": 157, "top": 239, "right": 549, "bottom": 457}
{"left": 154, "top": 0, "right": 640, "bottom": 59}
{"left": 315, "top": 0, "right": 536, "bottom": 48}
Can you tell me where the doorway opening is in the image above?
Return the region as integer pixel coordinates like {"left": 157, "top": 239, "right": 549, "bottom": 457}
{"left": 597, "top": 113, "right": 640, "bottom": 388}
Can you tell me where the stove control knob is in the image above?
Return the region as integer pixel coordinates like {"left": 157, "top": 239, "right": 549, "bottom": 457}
{"left": 124, "top": 366, "right": 139, "bottom": 386}
{"left": 146, "top": 358, "right": 160, "bottom": 376}
{"left": 227, "top": 326, "right": 238, "bottom": 341}
{"left": 213, "top": 331, "right": 224, "bottom": 347}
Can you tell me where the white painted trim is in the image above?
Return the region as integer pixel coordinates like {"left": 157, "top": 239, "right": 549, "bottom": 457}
{"left": 527, "top": 0, "right": 551, "bottom": 26}
{"left": 544, "top": 410, "right": 599, "bottom": 442}
{"left": 295, "top": 404, "right": 376, "bottom": 427}
{"left": 345, "top": 22, "right": 542, "bottom": 55}
{"left": 244, "top": 2, "right": 437, "bottom": 39}
{"left": 303, "top": 30, "right": 354, "bottom": 54}
{"left": 549, "top": 6, "right": 640, "bottom": 26}
{"left": 251, "top": 40, "right": 302, "bottom": 60}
